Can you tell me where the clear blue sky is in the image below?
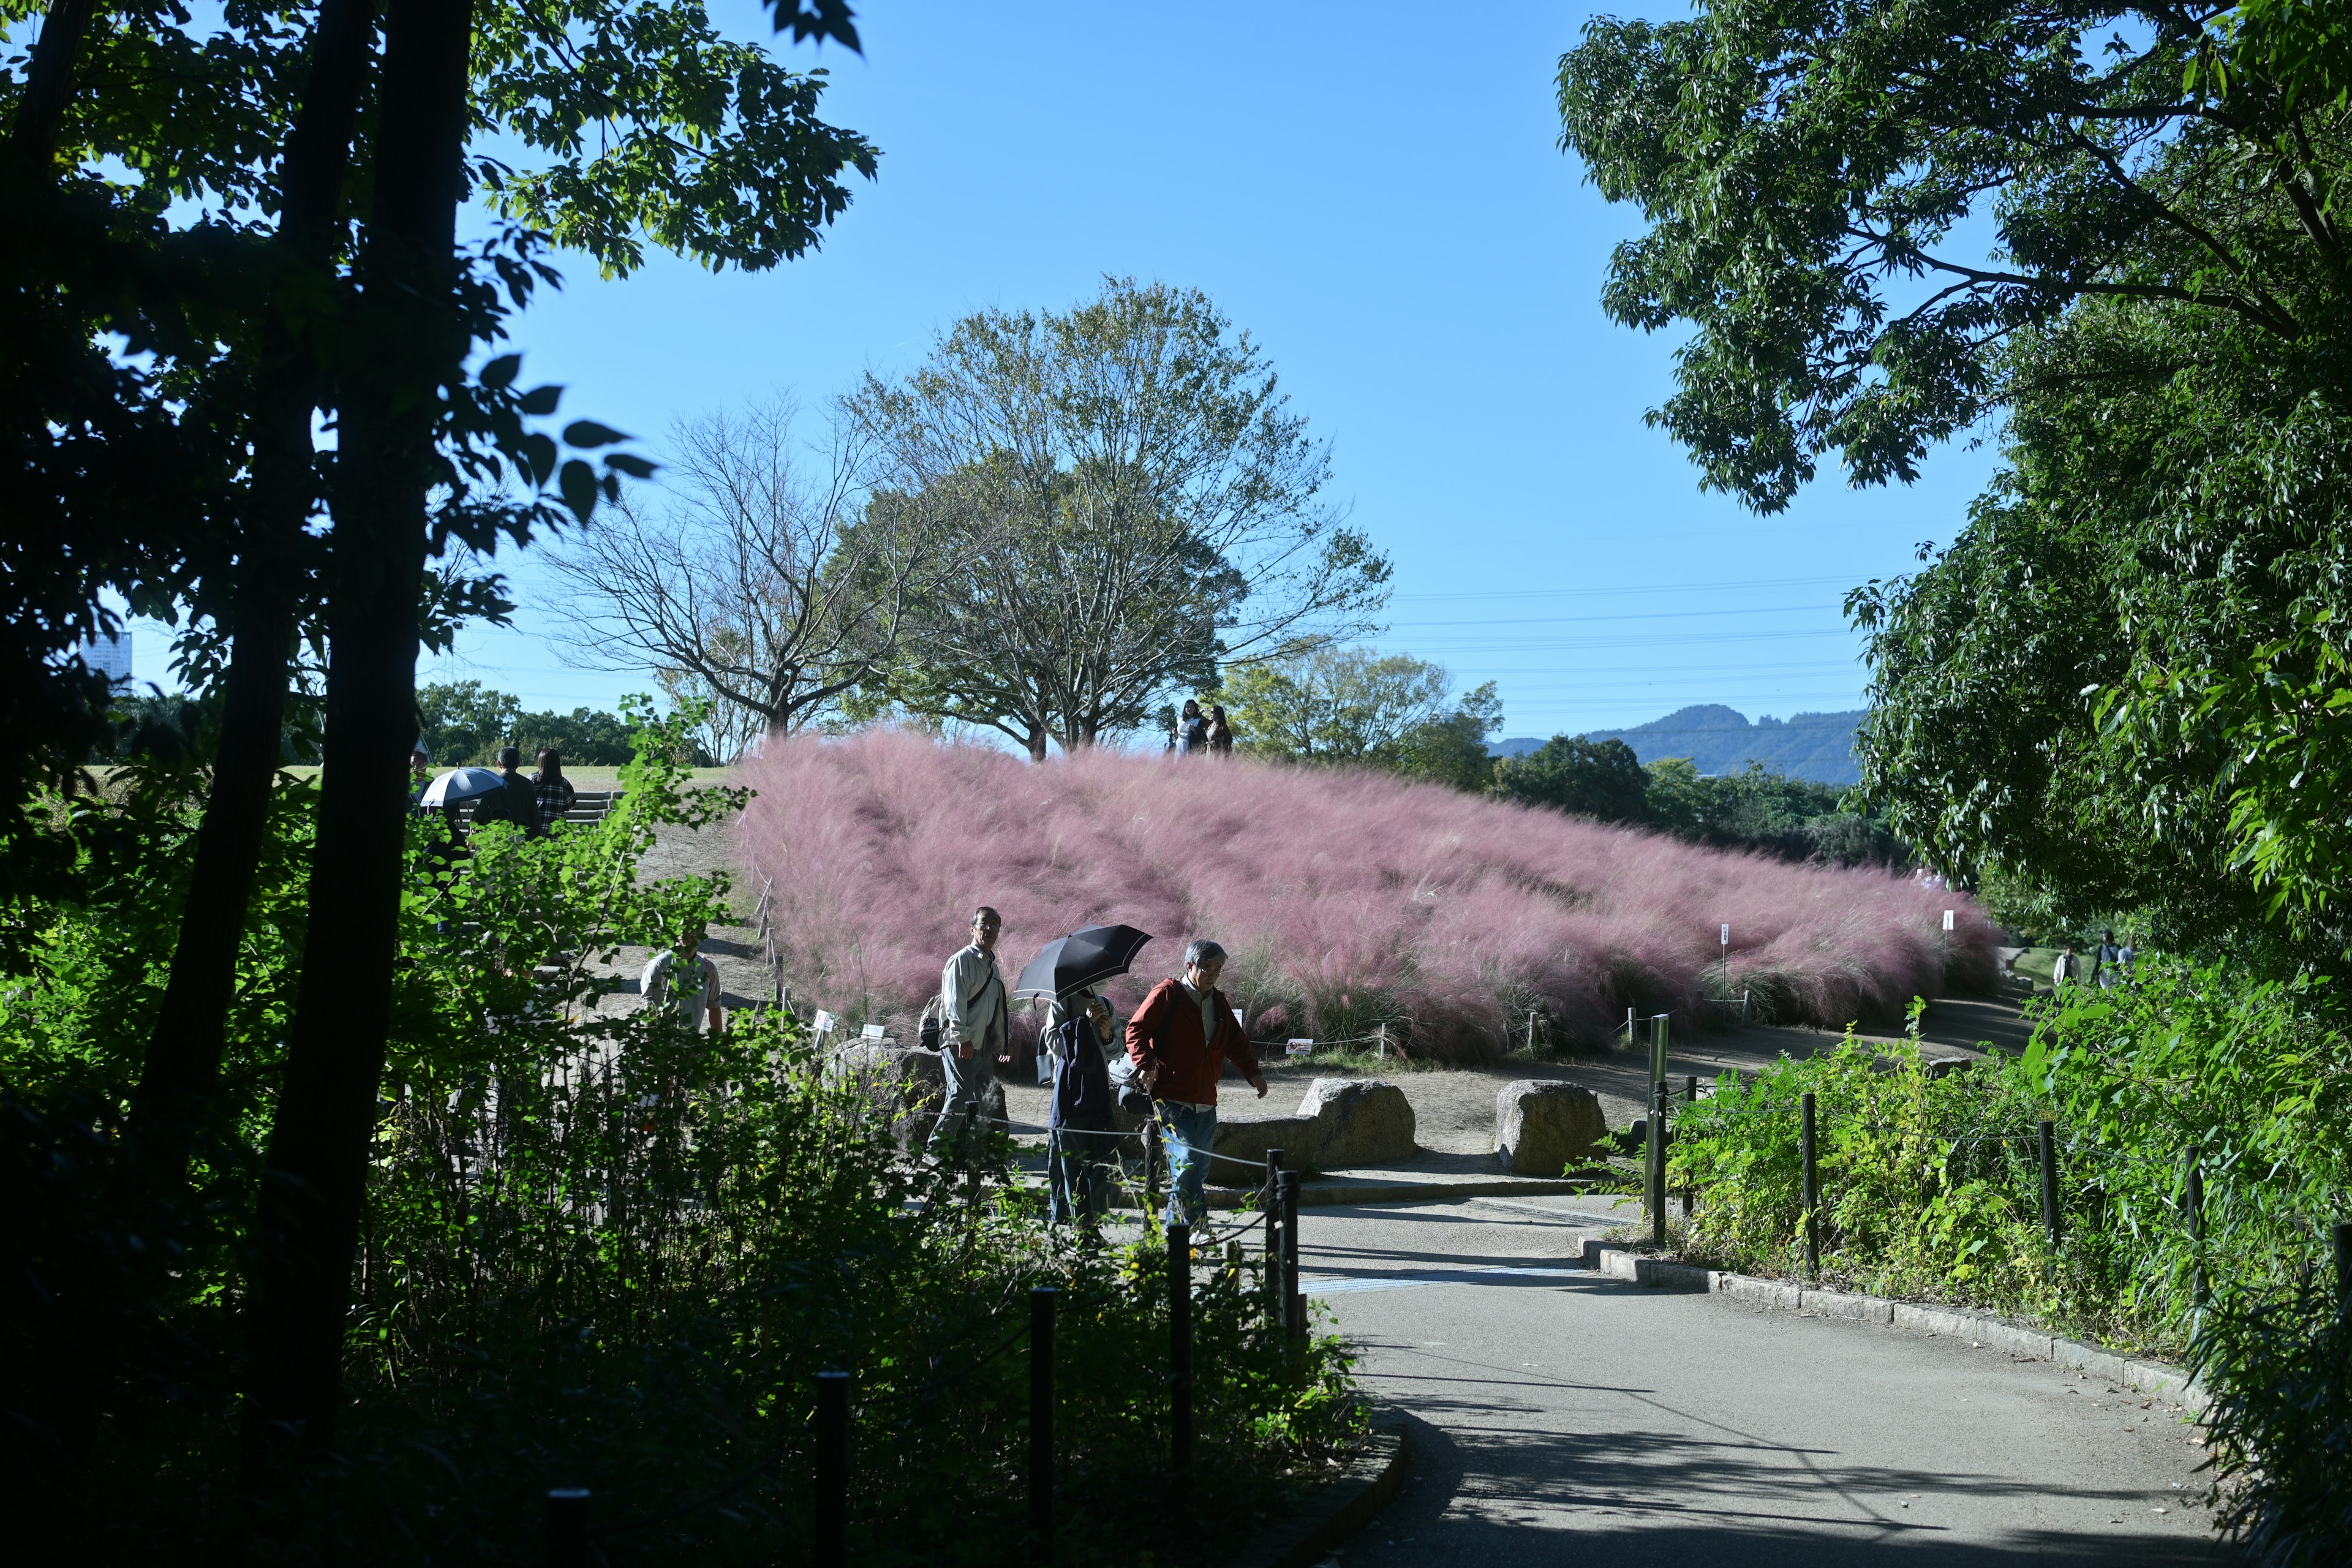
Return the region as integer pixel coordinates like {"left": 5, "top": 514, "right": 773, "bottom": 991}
{"left": 130, "top": 0, "right": 1998, "bottom": 741}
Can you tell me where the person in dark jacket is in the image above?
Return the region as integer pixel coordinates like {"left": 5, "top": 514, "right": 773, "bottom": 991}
{"left": 1125, "top": 938, "right": 1267, "bottom": 1227}
{"left": 472, "top": 745, "right": 543, "bottom": 835}
{"left": 1046, "top": 990, "right": 1118, "bottom": 1226}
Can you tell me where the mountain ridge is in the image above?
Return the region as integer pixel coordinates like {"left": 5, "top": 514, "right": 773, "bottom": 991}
{"left": 1493, "top": 703, "right": 1862, "bottom": 786}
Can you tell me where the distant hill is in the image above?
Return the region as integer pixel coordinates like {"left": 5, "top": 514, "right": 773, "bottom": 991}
{"left": 1493, "top": 704, "right": 1864, "bottom": 786}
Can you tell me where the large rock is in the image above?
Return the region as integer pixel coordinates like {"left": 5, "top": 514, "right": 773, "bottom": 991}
{"left": 829, "top": 1043, "right": 1005, "bottom": 1148}
{"left": 1495, "top": 1079, "right": 1608, "bottom": 1175}
{"left": 1297, "top": 1078, "right": 1417, "bottom": 1166}
{"left": 1212, "top": 1114, "right": 1323, "bottom": 1170}
{"left": 1213, "top": 1077, "right": 1417, "bottom": 1170}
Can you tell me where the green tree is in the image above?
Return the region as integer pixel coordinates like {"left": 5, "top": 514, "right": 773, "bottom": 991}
{"left": 845, "top": 278, "right": 1391, "bottom": 758}
{"left": 1491, "top": 734, "right": 1650, "bottom": 824}
{"left": 1219, "top": 647, "right": 1501, "bottom": 789}
{"left": 415, "top": 679, "right": 524, "bottom": 763}
{"left": 1561, "top": 1, "right": 2352, "bottom": 957}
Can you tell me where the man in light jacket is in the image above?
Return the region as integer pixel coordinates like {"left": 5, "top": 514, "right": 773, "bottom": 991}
{"left": 927, "top": 905, "right": 1009, "bottom": 1169}
{"left": 1125, "top": 937, "right": 1267, "bottom": 1227}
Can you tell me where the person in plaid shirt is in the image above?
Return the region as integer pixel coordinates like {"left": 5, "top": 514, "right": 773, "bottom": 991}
{"left": 532, "top": 748, "right": 577, "bottom": 831}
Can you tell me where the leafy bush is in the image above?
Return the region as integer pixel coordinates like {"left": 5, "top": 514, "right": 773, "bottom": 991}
{"left": 2193, "top": 1269, "right": 2352, "bottom": 1568}
{"left": 5, "top": 708, "right": 1357, "bottom": 1564}
{"left": 737, "top": 729, "right": 1996, "bottom": 1058}
{"left": 1672, "top": 964, "right": 2352, "bottom": 1355}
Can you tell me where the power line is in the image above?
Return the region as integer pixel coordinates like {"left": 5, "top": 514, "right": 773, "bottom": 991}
{"left": 1390, "top": 573, "right": 1863, "bottom": 603}
{"left": 1385, "top": 602, "right": 1840, "bottom": 630}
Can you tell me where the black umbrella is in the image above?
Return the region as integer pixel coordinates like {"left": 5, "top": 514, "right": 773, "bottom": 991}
{"left": 1011, "top": 924, "right": 1155, "bottom": 1001}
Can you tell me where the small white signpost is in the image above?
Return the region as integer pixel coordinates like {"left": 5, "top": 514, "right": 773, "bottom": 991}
{"left": 1286, "top": 1038, "right": 1314, "bottom": 1057}
{"left": 812, "top": 1010, "right": 836, "bottom": 1041}
{"left": 1943, "top": 909, "right": 1956, "bottom": 932}
{"left": 861, "top": 1022, "right": 886, "bottom": 1039}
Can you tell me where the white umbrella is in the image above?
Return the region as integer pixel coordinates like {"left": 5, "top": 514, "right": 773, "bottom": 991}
{"left": 417, "top": 766, "right": 505, "bottom": 808}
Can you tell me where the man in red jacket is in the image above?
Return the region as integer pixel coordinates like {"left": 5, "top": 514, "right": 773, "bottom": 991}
{"left": 1126, "top": 938, "right": 1268, "bottom": 1226}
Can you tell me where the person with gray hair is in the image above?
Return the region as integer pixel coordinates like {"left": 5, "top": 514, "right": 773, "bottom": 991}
{"left": 1125, "top": 937, "right": 1267, "bottom": 1226}
{"left": 927, "top": 905, "right": 1009, "bottom": 1170}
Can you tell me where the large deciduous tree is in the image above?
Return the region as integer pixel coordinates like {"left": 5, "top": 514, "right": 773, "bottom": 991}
{"left": 845, "top": 277, "right": 1391, "bottom": 758}
{"left": 1561, "top": 2, "right": 2352, "bottom": 957}
{"left": 545, "top": 398, "right": 936, "bottom": 753}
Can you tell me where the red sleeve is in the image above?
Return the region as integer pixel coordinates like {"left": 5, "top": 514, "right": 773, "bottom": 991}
{"left": 1126, "top": 980, "right": 1174, "bottom": 1071}
{"left": 1214, "top": 990, "right": 1262, "bottom": 1079}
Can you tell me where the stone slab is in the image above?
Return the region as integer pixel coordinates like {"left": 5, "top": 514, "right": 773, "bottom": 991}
{"left": 1799, "top": 1287, "right": 1894, "bottom": 1323}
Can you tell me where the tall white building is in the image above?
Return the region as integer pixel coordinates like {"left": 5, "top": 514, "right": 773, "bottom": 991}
{"left": 78, "top": 625, "right": 133, "bottom": 687}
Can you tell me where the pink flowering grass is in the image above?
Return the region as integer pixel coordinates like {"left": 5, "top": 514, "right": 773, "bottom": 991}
{"left": 736, "top": 730, "right": 1997, "bottom": 1060}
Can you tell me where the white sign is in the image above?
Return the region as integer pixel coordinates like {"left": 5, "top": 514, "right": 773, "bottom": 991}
{"left": 1234, "top": 1007, "right": 1247, "bottom": 1030}
{"left": 812, "top": 1009, "right": 835, "bottom": 1035}
{"left": 1721, "top": 923, "right": 1730, "bottom": 944}
{"left": 861, "top": 1022, "right": 887, "bottom": 1039}
{"left": 1286, "top": 1038, "right": 1314, "bottom": 1057}
{"left": 1943, "top": 909, "right": 1955, "bottom": 932}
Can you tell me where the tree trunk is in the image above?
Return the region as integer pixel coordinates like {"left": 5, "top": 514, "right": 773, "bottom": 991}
{"left": 127, "top": 0, "right": 375, "bottom": 1201}
{"left": 5, "top": 0, "right": 99, "bottom": 170}
{"left": 241, "top": 0, "right": 471, "bottom": 1467}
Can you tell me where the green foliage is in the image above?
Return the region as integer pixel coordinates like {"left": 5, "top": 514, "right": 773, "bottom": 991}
{"left": 1491, "top": 734, "right": 1648, "bottom": 823}
{"left": 1670, "top": 964, "right": 2352, "bottom": 1356}
{"left": 2193, "top": 1269, "right": 2352, "bottom": 1567}
{"left": 842, "top": 277, "right": 1390, "bottom": 756}
{"left": 1557, "top": 1, "right": 2346, "bottom": 513}
{"left": 1221, "top": 647, "right": 1500, "bottom": 788}
{"left": 4, "top": 702, "right": 1360, "bottom": 1559}
{"left": 415, "top": 679, "right": 640, "bottom": 766}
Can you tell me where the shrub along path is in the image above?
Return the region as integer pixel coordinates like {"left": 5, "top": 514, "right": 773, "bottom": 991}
{"left": 1296, "top": 1194, "right": 2221, "bottom": 1564}
{"left": 1001, "top": 997, "right": 2023, "bottom": 1161}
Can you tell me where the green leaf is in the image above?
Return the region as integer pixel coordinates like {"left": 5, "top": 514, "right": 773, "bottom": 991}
{"left": 603, "top": 452, "right": 658, "bottom": 480}
{"left": 521, "top": 434, "right": 558, "bottom": 486}
{"left": 480, "top": 353, "right": 523, "bottom": 390}
{"left": 559, "top": 459, "right": 599, "bottom": 521}
{"left": 519, "top": 384, "right": 564, "bottom": 417}
{"left": 563, "top": 420, "right": 631, "bottom": 449}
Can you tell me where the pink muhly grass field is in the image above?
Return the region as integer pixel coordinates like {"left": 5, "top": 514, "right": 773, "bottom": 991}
{"left": 735, "top": 730, "right": 1997, "bottom": 1060}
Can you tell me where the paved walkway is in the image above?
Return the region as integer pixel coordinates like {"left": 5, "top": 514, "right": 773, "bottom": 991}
{"left": 1299, "top": 1196, "right": 2223, "bottom": 1565}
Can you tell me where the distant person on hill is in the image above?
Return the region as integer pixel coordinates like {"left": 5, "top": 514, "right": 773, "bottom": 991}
{"left": 2093, "top": 928, "right": 2121, "bottom": 989}
{"left": 641, "top": 925, "right": 723, "bottom": 1033}
{"left": 1046, "top": 989, "right": 1118, "bottom": 1226}
{"left": 1126, "top": 938, "right": 1268, "bottom": 1228}
{"left": 1207, "top": 704, "right": 1234, "bottom": 758}
{"left": 533, "top": 748, "right": 577, "bottom": 831}
{"left": 2052, "top": 944, "right": 2078, "bottom": 990}
{"left": 2116, "top": 933, "right": 2137, "bottom": 982}
{"left": 1176, "top": 699, "right": 1208, "bottom": 756}
{"left": 928, "top": 906, "right": 1010, "bottom": 1172}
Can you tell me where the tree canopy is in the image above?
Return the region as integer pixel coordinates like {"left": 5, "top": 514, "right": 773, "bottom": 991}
{"left": 1562, "top": 1, "right": 2352, "bottom": 957}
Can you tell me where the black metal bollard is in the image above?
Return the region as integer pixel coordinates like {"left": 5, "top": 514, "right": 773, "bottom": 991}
{"left": 1648, "top": 1082, "right": 1668, "bottom": 1248}
{"left": 1265, "top": 1148, "right": 1286, "bottom": 1331}
{"left": 1029, "top": 1288, "right": 1056, "bottom": 1565}
{"left": 815, "top": 1370, "right": 849, "bottom": 1568}
{"left": 1682, "top": 1076, "right": 1698, "bottom": 1218}
{"left": 1279, "top": 1169, "right": 1304, "bottom": 1349}
{"left": 1169, "top": 1223, "right": 1194, "bottom": 1505}
{"left": 1144, "top": 1120, "right": 1163, "bottom": 1221}
{"left": 1799, "top": 1091, "right": 1819, "bottom": 1278}
{"left": 2038, "top": 1120, "right": 2060, "bottom": 1247}
{"left": 2185, "top": 1158, "right": 2206, "bottom": 1305}
{"left": 543, "top": 1488, "right": 589, "bottom": 1568}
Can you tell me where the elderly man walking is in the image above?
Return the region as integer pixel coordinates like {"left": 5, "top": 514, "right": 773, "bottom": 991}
{"left": 927, "top": 905, "right": 1010, "bottom": 1170}
{"left": 1126, "top": 938, "right": 1268, "bottom": 1227}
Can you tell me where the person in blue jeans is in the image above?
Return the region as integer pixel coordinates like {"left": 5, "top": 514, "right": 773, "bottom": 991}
{"left": 1123, "top": 938, "right": 1268, "bottom": 1227}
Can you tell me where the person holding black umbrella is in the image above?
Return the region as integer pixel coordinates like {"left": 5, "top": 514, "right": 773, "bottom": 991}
{"left": 1045, "top": 990, "right": 1118, "bottom": 1226}
{"left": 1125, "top": 938, "right": 1267, "bottom": 1227}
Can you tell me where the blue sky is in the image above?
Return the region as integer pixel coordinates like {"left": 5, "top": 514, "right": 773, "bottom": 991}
{"left": 127, "top": 0, "right": 1999, "bottom": 741}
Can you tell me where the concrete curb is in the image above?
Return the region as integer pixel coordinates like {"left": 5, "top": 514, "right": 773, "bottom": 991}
{"left": 1112, "top": 1177, "right": 1598, "bottom": 1212}
{"left": 1577, "top": 1240, "right": 2208, "bottom": 1413}
{"left": 1226, "top": 1422, "right": 1409, "bottom": 1568}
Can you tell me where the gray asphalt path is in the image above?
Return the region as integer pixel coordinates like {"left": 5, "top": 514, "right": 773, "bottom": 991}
{"left": 1299, "top": 1197, "right": 2225, "bottom": 1566}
